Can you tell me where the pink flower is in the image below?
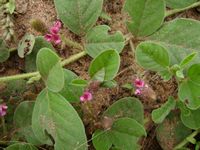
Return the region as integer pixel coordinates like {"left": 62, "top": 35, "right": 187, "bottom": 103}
{"left": 80, "top": 91, "right": 93, "bottom": 102}
{"left": 51, "top": 34, "right": 61, "bottom": 44}
{"left": 54, "top": 20, "right": 62, "bottom": 29}
{"left": 0, "top": 103, "right": 8, "bottom": 117}
{"left": 50, "top": 26, "right": 60, "bottom": 34}
{"left": 134, "top": 78, "right": 145, "bottom": 88}
{"left": 44, "top": 34, "right": 52, "bottom": 42}
{"left": 135, "top": 89, "right": 141, "bottom": 95}
{"left": 44, "top": 20, "right": 62, "bottom": 45}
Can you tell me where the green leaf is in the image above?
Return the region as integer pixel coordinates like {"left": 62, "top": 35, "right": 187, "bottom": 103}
{"left": 0, "top": 39, "right": 10, "bottom": 63}
{"left": 112, "top": 118, "right": 146, "bottom": 137}
{"left": 100, "top": 11, "right": 112, "bottom": 21}
{"left": 180, "top": 52, "right": 197, "bottom": 68}
{"left": 104, "top": 97, "right": 144, "bottom": 125}
{"left": 178, "top": 80, "right": 200, "bottom": 110}
{"left": 18, "top": 34, "right": 35, "bottom": 58}
{"left": 181, "top": 106, "right": 200, "bottom": 129}
{"left": 46, "top": 62, "right": 64, "bottom": 92}
{"left": 71, "top": 79, "right": 88, "bottom": 87}
{"left": 92, "top": 130, "right": 112, "bottom": 150}
{"left": 109, "top": 129, "right": 140, "bottom": 150}
{"left": 89, "top": 50, "right": 120, "bottom": 82}
{"left": 6, "top": 0, "right": 16, "bottom": 14}
{"left": 6, "top": 143, "right": 38, "bottom": 150}
{"left": 25, "top": 36, "right": 54, "bottom": 72}
{"left": 136, "top": 41, "right": 170, "bottom": 72}
{"left": 149, "top": 19, "right": 200, "bottom": 67}
{"left": 59, "top": 69, "right": 84, "bottom": 102}
{"left": 85, "top": 25, "right": 125, "bottom": 58}
{"left": 36, "top": 48, "right": 64, "bottom": 92}
{"left": 124, "top": 0, "right": 165, "bottom": 37}
{"left": 156, "top": 112, "right": 192, "bottom": 150}
{"left": 158, "top": 70, "right": 172, "bottom": 81}
{"left": 54, "top": 0, "right": 103, "bottom": 35}
{"left": 101, "top": 80, "right": 117, "bottom": 88}
{"left": 122, "top": 83, "right": 133, "bottom": 90}
{"left": 13, "top": 101, "right": 41, "bottom": 145}
{"left": 32, "top": 89, "right": 87, "bottom": 149}
{"left": 165, "top": 0, "right": 197, "bottom": 9}
{"left": 93, "top": 118, "right": 143, "bottom": 150}
{"left": 176, "top": 70, "right": 184, "bottom": 79}
{"left": 188, "top": 63, "right": 200, "bottom": 85}
{"left": 152, "top": 97, "right": 176, "bottom": 124}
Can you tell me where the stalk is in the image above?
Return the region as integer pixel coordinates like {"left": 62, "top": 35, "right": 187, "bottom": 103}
{"left": 173, "top": 130, "right": 200, "bottom": 150}
{"left": 165, "top": 1, "right": 200, "bottom": 17}
{"left": 61, "top": 35, "right": 84, "bottom": 50}
{"left": 0, "top": 51, "right": 87, "bottom": 83}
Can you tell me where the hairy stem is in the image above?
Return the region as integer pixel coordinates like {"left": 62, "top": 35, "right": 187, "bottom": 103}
{"left": 9, "top": 47, "right": 17, "bottom": 52}
{"left": 61, "top": 51, "right": 87, "bottom": 66}
{"left": 0, "top": 72, "right": 39, "bottom": 82}
{"left": 0, "top": 51, "right": 87, "bottom": 83}
{"left": 173, "top": 130, "right": 199, "bottom": 150}
{"left": 61, "top": 35, "right": 84, "bottom": 50}
{"left": 165, "top": 1, "right": 200, "bottom": 17}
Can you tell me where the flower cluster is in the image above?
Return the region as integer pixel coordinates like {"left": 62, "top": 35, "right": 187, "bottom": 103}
{"left": 44, "top": 20, "right": 62, "bottom": 44}
{"left": 80, "top": 91, "right": 93, "bottom": 102}
{"left": 134, "top": 78, "right": 148, "bottom": 95}
{"left": 0, "top": 103, "right": 8, "bottom": 117}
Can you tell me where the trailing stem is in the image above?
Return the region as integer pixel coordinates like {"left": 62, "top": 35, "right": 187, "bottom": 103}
{"left": 173, "top": 130, "right": 200, "bottom": 150}
{"left": 165, "top": 1, "right": 200, "bottom": 17}
{"left": 0, "top": 51, "right": 87, "bottom": 83}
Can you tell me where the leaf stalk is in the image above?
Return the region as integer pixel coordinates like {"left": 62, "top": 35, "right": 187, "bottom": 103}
{"left": 165, "top": 1, "right": 200, "bottom": 17}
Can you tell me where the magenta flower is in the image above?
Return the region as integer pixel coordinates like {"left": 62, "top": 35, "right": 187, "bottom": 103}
{"left": 44, "top": 34, "right": 52, "bottom": 42}
{"left": 80, "top": 91, "right": 93, "bottom": 102}
{"left": 135, "top": 89, "right": 141, "bottom": 95}
{"left": 44, "top": 20, "right": 62, "bottom": 44}
{"left": 50, "top": 26, "right": 60, "bottom": 35}
{"left": 0, "top": 103, "right": 8, "bottom": 117}
{"left": 133, "top": 78, "right": 149, "bottom": 96}
{"left": 134, "top": 78, "right": 145, "bottom": 88}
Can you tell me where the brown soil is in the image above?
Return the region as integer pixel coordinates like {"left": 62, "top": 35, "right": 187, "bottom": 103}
{"left": 1, "top": 0, "right": 200, "bottom": 150}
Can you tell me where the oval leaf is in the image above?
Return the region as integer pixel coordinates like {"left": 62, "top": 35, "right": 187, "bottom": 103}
{"left": 85, "top": 25, "right": 125, "bottom": 58}
{"left": 25, "top": 36, "right": 54, "bottom": 72}
{"left": 89, "top": 50, "right": 120, "bottom": 82}
{"left": 46, "top": 62, "right": 64, "bottom": 92}
{"left": 124, "top": 0, "right": 165, "bottom": 36}
{"left": 18, "top": 34, "right": 35, "bottom": 58}
{"left": 152, "top": 97, "right": 176, "bottom": 124}
{"left": 149, "top": 19, "right": 200, "bottom": 66}
{"left": 32, "top": 89, "right": 87, "bottom": 149}
{"left": 104, "top": 97, "right": 144, "bottom": 125}
{"left": 14, "top": 101, "right": 41, "bottom": 145}
{"left": 188, "top": 63, "right": 200, "bottom": 85}
{"left": 112, "top": 118, "right": 146, "bottom": 137}
{"left": 36, "top": 48, "right": 64, "bottom": 92}
{"left": 181, "top": 106, "right": 200, "bottom": 129}
{"left": 165, "top": 0, "right": 197, "bottom": 9}
{"left": 54, "top": 0, "right": 103, "bottom": 35}
{"left": 59, "top": 69, "right": 84, "bottom": 102}
{"left": 136, "top": 41, "right": 170, "bottom": 72}
{"left": 6, "top": 143, "right": 38, "bottom": 150}
{"left": 156, "top": 112, "right": 192, "bottom": 150}
{"left": 92, "top": 130, "right": 112, "bottom": 150}
{"left": 178, "top": 80, "right": 200, "bottom": 110}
